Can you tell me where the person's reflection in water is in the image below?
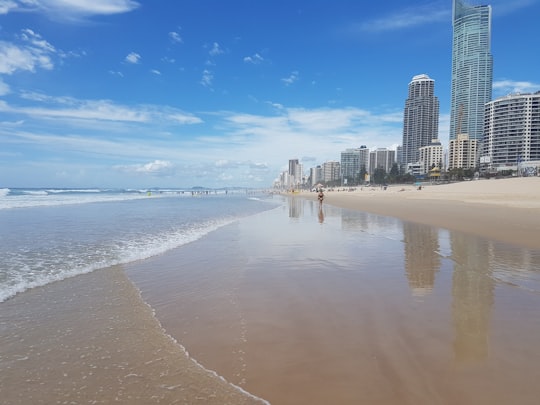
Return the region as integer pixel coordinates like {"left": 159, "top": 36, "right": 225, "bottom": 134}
{"left": 318, "top": 204, "right": 325, "bottom": 223}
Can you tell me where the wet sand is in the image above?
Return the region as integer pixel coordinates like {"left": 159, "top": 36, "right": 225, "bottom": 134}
{"left": 127, "top": 199, "right": 540, "bottom": 405}
{"left": 0, "top": 265, "right": 266, "bottom": 405}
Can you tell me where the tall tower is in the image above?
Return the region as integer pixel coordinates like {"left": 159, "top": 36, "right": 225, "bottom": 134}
{"left": 288, "top": 159, "right": 301, "bottom": 189}
{"left": 402, "top": 74, "right": 440, "bottom": 166}
{"left": 450, "top": 0, "right": 493, "bottom": 142}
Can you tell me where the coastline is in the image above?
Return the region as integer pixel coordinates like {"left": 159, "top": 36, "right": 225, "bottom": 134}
{"left": 301, "top": 177, "right": 540, "bottom": 250}
{"left": 0, "top": 265, "right": 267, "bottom": 405}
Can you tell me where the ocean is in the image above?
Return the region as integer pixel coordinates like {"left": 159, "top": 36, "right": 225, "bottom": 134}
{"left": 0, "top": 187, "right": 277, "bottom": 302}
{"left": 2, "top": 189, "right": 540, "bottom": 404}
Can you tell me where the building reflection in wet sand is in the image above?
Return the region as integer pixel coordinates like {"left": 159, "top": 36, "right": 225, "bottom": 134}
{"left": 403, "top": 222, "right": 441, "bottom": 297}
{"left": 450, "top": 233, "right": 494, "bottom": 362}
{"left": 338, "top": 204, "right": 540, "bottom": 367}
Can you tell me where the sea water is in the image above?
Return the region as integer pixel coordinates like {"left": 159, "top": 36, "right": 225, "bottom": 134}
{"left": 0, "top": 188, "right": 277, "bottom": 302}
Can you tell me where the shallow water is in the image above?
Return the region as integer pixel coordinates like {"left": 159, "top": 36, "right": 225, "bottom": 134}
{"left": 0, "top": 189, "right": 275, "bottom": 302}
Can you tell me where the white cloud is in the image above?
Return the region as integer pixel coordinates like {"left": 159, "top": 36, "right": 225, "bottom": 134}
{"left": 150, "top": 69, "right": 161, "bottom": 75}
{"left": 1, "top": 0, "right": 140, "bottom": 19}
{"left": 0, "top": 29, "right": 56, "bottom": 74}
{"left": 348, "top": 3, "right": 449, "bottom": 33}
{"left": 161, "top": 56, "right": 175, "bottom": 64}
{"left": 1, "top": 98, "right": 404, "bottom": 187}
{"left": 0, "top": 78, "right": 11, "bottom": 95}
{"left": 109, "top": 70, "right": 124, "bottom": 77}
{"left": 169, "top": 31, "right": 182, "bottom": 44}
{"left": 0, "top": 0, "right": 18, "bottom": 14}
{"left": 200, "top": 69, "right": 213, "bottom": 88}
{"left": 125, "top": 52, "right": 141, "bottom": 64}
{"left": 115, "top": 160, "right": 175, "bottom": 176}
{"left": 1, "top": 94, "right": 203, "bottom": 124}
{"left": 215, "top": 159, "right": 240, "bottom": 169}
{"left": 281, "top": 71, "right": 299, "bottom": 86}
{"left": 48, "top": 0, "right": 140, "bottom": 15}
{"left": 250, "top": 162, "right": 268, "bottom": 170}
{"left": 493, "top": 79, "right": 540, "bottom": 96}
{"left": 243, "top": 53, "right": 264, "bottom": 64}
{"left": 20, "top": 28, "right": 55, "bottom": 53}
{"left": 491, "top": 0, "right": 537, "bottom": 16}
{"left": 209, "top": 42, "right": 223, "bottom": 56}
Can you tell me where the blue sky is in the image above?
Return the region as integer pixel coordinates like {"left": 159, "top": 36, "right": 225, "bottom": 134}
{"left": 1, "top": 0, "right": 539, "bottom": 188}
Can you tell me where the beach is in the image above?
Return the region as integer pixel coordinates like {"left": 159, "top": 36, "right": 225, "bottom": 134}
{"left": 2, "top": 182, "right": 540, "bottom": 404}
{"left": 126, "top": 179, "right": 540, "bottom": 404}
{"left": 306, "top": 177, "right": 540, "bottom": 250}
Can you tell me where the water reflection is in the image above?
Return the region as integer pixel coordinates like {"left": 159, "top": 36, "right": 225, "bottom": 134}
{"left": 340, "top": 208, "right": 401, "bottom": 236}
{"left": 318, "top": 205, "right": 325, "bottom": 224}
{"left": 451, "top": 234, "right": 494, "bottom": 362}
{"left": 301, "top": 198, "right": 540, "bottom": 366}
{"left": 403, "top": 222, "right": 440, "bottom": 296}
{"left": 288, "top": 196, "right": 303, "bottom": 218}
{"left": 487, "top": 243, "right": 540, "bottom": 290}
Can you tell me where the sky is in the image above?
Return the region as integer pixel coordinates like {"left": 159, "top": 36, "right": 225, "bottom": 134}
{"left": 1, "top": 0, "right": 539, "bottom": 189}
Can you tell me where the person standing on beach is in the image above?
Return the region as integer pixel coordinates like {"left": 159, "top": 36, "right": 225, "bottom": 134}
{"left": 318, "top": 189, "right": 324, "bottom": 205}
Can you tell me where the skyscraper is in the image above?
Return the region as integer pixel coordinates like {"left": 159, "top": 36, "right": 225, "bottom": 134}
{"left": 402, "top": 74, "right": 440, "bottom": 167}
{"left": 450, "top": 0, "right": 493, "bottom": 142}
{"left": 288, "top": 159, "right": 302, "bottom": 189}
{"left": 483, "top": 92, "right": 540, "bottom": 172}
{"left": 369, "top": 148, "right": 396, "bottom": 175}
{"left": 340, "top": 146, "right": 369, "bottom": 184}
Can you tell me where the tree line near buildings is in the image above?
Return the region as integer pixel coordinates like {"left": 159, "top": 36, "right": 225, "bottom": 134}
{"left": 315, "top": 164, "right": 519, "bottom": 188}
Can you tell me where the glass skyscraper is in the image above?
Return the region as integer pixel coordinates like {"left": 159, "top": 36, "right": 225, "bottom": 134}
{"left": 450, "top": 0, "right": 493, "bottom": 142}
{"left": 402, "top": 74, "right": 439, "bottom": 166}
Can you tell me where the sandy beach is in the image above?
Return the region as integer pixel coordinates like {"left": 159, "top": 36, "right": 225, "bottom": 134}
{"left": 304, "top": 177, "right": 540, "bottom": 250}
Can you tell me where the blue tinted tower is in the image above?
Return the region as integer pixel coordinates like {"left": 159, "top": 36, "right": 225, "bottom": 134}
{"left": 450, "top": 0, "right": 493, "bottom": 142}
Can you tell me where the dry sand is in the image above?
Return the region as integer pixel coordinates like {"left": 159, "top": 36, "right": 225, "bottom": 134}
{"left": 304, "top": 177, "right": 540, "bottom": 250}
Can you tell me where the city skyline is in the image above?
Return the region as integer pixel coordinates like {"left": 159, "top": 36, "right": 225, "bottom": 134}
{"left": 1, "top": 0, "right": 539, "bottom": 188}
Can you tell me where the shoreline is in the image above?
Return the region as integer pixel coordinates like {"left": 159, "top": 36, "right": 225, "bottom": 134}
{"left": 0, "top": 265, "right": 267, "bottom": 405}
{"left": 299, "top": 177, "right": 540, "bottom": 250}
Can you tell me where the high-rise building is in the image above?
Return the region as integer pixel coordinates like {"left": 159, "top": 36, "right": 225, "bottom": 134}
{"left": 310, "top": 165, "right": 323, "bottom": 187}
{"left": 340, "top": 146, "right": 369, "bottom": 184}
{"left": 396, "top": 146, "right": 403, "bottom": 170}
{"left": 322, "top": 161, "right": 341, "bottom": 183}
{"left": 402, "top": 74, "right": 439, "bottom": 166}
{"left": 369, "top": 148, "right": 395, "bottom": 175}
{"left": 418, "top": 139, "right": 444, "bottom": 174}
{"left": 448, "top": 134, "right": 478, "bottom": 170}
{"left": 482, "top": 92, "right": 540, "bottom": 172}
{"left": 288, "top": 159, "right": 302, "bottom": 188}
{"left": 450, "top": 0, "right": 493, "bottom": 142}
